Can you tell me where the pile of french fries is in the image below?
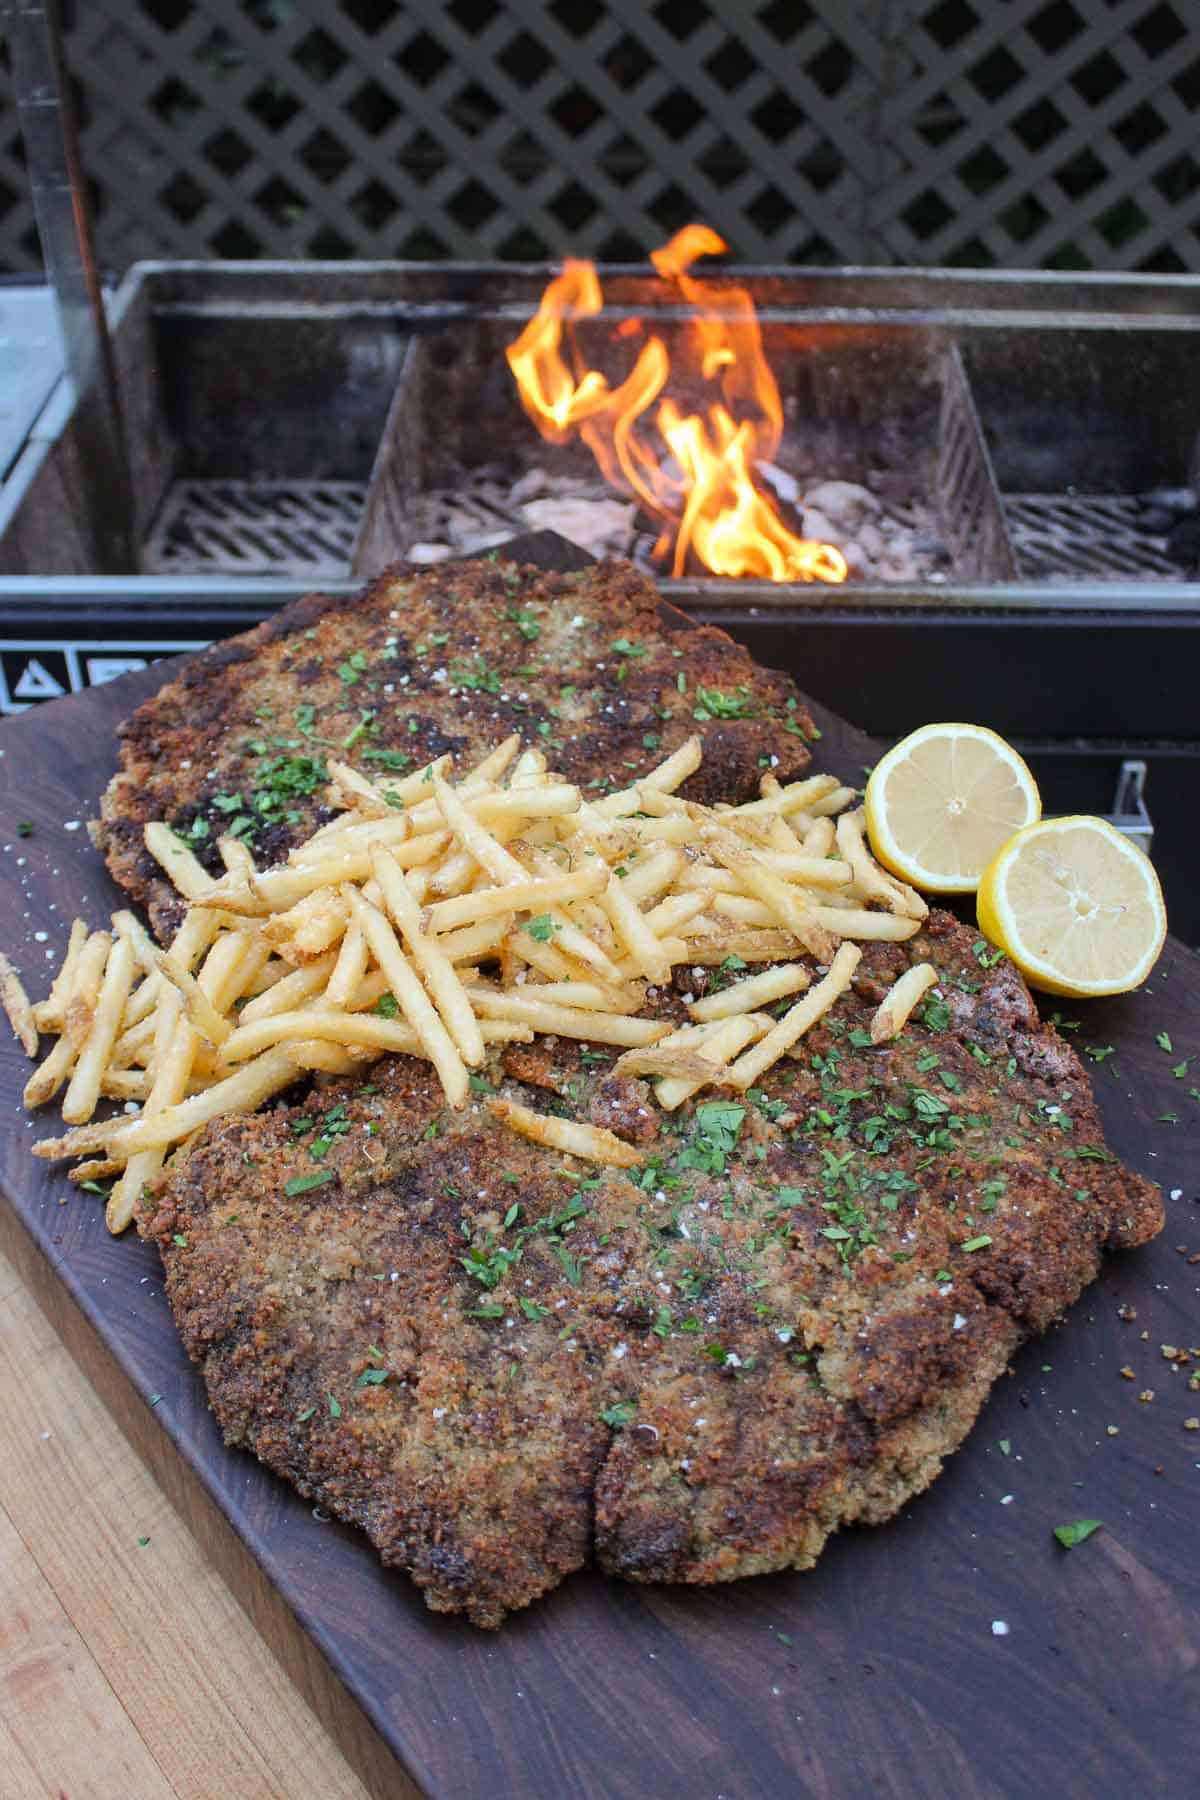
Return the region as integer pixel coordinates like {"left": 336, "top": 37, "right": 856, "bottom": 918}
{"left": 6, "top": 732, "right": 941, "bottom": 1233}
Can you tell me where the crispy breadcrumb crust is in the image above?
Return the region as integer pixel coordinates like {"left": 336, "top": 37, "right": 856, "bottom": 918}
{"left": 141, "top": 916, "right": 1161, "bottom": 1628}
{"left": 96, "top": 557, "right": 816, "bottom": 938}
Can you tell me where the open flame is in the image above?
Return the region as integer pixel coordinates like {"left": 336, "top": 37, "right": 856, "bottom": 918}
{"left": 505, "top": 224, "right": 847, "bottom": 584}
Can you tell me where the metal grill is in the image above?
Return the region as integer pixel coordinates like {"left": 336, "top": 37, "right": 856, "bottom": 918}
{"left": 1004, "top": 494, "right": 1189, "bottom": 580}
{"left": 142, "top": 479, "right": 366, "bottom": 576}
{"left": 2, "top": 1, "right": 1200, "bottom": 275}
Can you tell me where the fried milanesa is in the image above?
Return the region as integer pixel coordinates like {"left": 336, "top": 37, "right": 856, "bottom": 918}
{"left": 96, "top": 557, "right": 816, "bottom": 939}
{"left": 141, "top": 914, "right": 1160, "bottom": 1627}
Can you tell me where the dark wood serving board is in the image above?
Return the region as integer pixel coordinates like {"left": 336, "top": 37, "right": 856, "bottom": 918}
{"left": 1, "top": 545, "right": 1198, "bottom": 1799}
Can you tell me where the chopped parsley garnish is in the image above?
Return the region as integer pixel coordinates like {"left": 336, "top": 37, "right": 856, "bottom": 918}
{"left": 361, "top": 747, "right": 412, "bottom": 769}
{"left": 373, "top": 992, "right": 400, "bottom": 1019}
{"left": 600, "top": 1399, "right": 636, "bottom": 1427}
{"left": 1156, "top": 1031, "right": 1173, "bottom": 1053}
{"left": 1053, "top": 1518, "right": 1102, "bottom": 1550}
{"left": 961, "top": 1234, "right": 992, "bottom": 1252}
{"left": 610, "top": 638, "right": 648, "bottom": 659}
{"left": 506, "top": 605, "right": 541, "bottom": 640}
{"left": 355, "top": 1367, "right": 390, "bottom": 1386}
{"left": 524, "top": 913, "right": 559, "bottom": 942}
{"left": 15, "top": 820, "right": 33, "bottom": 837}
{"left": 693, "top": 685, "right": 754, "bottom": 721}
{"left": 327, "top": 1393, "right": 342, "bottom": 1418}
{"left": 284, "top": 1170, "right": 336, "bottom": 1196}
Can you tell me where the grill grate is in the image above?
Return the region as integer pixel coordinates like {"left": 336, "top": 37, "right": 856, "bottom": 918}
{"left": 1004, "top": 494, "right": 1186, "bottom": 581}
{"left": 142, "top": 479, "right": 366, "bottom": 577}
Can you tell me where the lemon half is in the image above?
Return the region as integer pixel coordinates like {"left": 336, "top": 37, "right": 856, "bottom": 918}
{"left": 864, "top": 722, "right": 1041, "bottom": 895}
{"left": 977, "top": 815, "right": 1166, "bottom": 998}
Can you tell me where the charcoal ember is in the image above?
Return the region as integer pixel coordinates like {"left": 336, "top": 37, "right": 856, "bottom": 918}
{"left": 518, "top": 495, "right": 636, "bottom": 557}
{"left": 802, "top": 480, "right": 882, "bottom": 535}
{"left": 509, "top": 467, "right": 549, "bottom": 505}
{"left": 758, "top": 462, "right": 801, "bottom": 508}
{"left": 801, "top": 506, "right": 839, "bottom": 542}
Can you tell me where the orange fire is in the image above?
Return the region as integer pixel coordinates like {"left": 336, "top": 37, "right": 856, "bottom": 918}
{"left": 505, "top": 225, "right": 847, "bottom": 583}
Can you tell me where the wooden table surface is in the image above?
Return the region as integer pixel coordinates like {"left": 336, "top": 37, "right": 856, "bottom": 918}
{"left": 0, "top": 1238, "right": 368, "bottom": 1800}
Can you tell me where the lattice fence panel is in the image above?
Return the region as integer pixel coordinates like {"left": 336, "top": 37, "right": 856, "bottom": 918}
{"left": 875, "top": 0, "right": 1200, "bottom": 271}
{"left": 1, "top": 0, "right": 1199, "bottom": 274}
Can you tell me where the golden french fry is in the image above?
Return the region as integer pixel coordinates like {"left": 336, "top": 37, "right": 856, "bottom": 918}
{"left": 99, "top": 1070, "right": 148, "bottom": 1101}
{"left": 727, "top": 773, "right": 840, "bottom": 819}
{"left": 688, "top": 961, "right": 812, "bottom": 1022}
{"left": 324, "top": 921, "right": 367, "bottom": 1009}
{"left": 262, "top": 889, "right": 349, "bottom": 963}
{"left": 704, "top": 833, "right": 834, "bottom": 960}
{"left": 143, "top": 822, "right": 217, "bottom": 901}
{"left": 285, "top": 1040, "right": 373, "bottom": 1075}
{"left": 726, "top": 943, "right": 862, "bottom": 1090}
{"left": 603, "top": 874, "right": 675, "bottom": 985}
{"left": 592, "top": 735, "right": 702, "bottom": 817}
{"left": 801, "top": 817, "right": 836, "bottom": 857}
{"left": 32, "top": 918, "right": 87, "bottom": 1032}
{"left": 345, "top": 888, "right": 468, "bottom": 1107}
{"left": 430, "top": 917, "right": 509, "bottom": 965}
{"left": 217, "top": 834, "right": 256, "bottom": 877}
{"left": 649, "top": 1014, "right": 770, "bottom": 1110}
{"left": 836, "top": 809, "right": 928, "bottom": 920}
{"left": 289, "top": 813, "right": 412, "bottom": 864}
{"left": 0, "top": 951, "right": 37, "bottom": 1056}
{"left": 466, "top": 986, "right": 668, "bottom": 1048}
{"left": 219, "top": 1003, "right": 420, "bottom": 1064}
{"left": 807, "top": 785, "right": 858, "bottom": 817}
{"left": 426, "top": 866, "right": 607, "bottom": 934}
{"left": 612, "top": 846, "right": 684, "bottom": 905}
{"left": 23, "top": 930, "right": 110, "bottom": 1111}
{"left": 239, "top": 951, "right": 338, "bottom": 1024}
{"left": 145, "top": 944, "right": 232, "bottom": 1047}
{"left": 806, "top": 907, "right": 921, "bottom": 942}
{"left": 640, "top": 891, "right": 709, "bottom": 937}
{"left": 511, "top": 980, "right": 642, "bottom": 1013}
{"left": 61, "top": 934, "right": 137, "bottom": 1124}
{"left": 606, "top": 1046, "right": 717, "bottom": 1083}
{"left": 69, "top": 1158, "right": 121, "bottom": 1184}
{"left": 870, "top": 962, "right": 939, "bottom": 1044}
{"left": 485, "top": 1095, "right": 644, "bottom": 1168}
{"left": 197, "top": 834, "right": 446, "bottom": 915}
{"left": 369, "top": 851, "right": 484, "bottom": 1067}
{"left": 36, "top": 1047, "right": 300, "bottom": 1163}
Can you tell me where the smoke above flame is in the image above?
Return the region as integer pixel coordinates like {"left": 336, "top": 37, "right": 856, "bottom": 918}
{"left": 505, "top": 225, "right": 846, "bottom": 584}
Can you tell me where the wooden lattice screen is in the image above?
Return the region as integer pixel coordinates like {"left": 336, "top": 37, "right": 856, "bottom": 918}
{"left": 2, "top": 0, "right": 1200, "bottom": 274}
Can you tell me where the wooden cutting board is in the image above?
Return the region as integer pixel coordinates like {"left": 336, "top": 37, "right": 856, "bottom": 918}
{"left": 0, "top": 557, "right": 1197, "bottom": 1799}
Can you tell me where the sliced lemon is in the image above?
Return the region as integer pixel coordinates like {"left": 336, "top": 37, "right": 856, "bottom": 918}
{"left": 864, "top": 722, "right": 1041, "bottom": 894}
{"left": 977, "top": 816, "right": 1166, "bottom": 997}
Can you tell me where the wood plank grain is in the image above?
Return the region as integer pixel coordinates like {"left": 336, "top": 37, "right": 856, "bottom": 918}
{"left": 0, "top": 1716, "right": 47, "bottom": 1800}
{"left": 0, "top": 1247, "right": 372, "bottom": 1800}
{"left": 0, "top": 544, "right": 1197, "bottom": 1798}
{"left": 0, "top": 1500, "right": 177, "bottom": 1800}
